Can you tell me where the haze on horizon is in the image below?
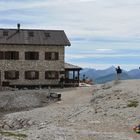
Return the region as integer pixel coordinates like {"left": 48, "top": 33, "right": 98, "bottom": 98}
{"left": 0, "top": 0, "right": 140, "bottom": 70}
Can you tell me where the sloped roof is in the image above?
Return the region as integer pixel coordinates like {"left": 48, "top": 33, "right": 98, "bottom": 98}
{"left": 65, "top": 63, "right": 82, "bottom": 70}
{"left": 0, "top": 28, "right": 71, "bottom": 46}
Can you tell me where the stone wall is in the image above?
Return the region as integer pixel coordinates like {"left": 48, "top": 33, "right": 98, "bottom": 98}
{"left": 0, "top": 45, "right": 65, "bottom": 86}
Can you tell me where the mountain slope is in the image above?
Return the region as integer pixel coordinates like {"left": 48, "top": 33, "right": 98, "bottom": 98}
{"left": 127, "top": 69, "right": 140, "bottom": 78}
{"left": 95, "top": 72, "right": 131, "bottom": 84}
{"left": 80, "top": 67, "right": 140, "bottom": 84}
{"left": 80, "top": 68, "right": 99, "bottom": 80}
{"left": 80, "top": 66, "right": 116, "bottom": 80}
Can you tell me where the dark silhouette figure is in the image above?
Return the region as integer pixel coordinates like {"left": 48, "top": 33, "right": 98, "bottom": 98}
{"left": 83, "top": 74, "right": 86, "bottom": 82}
{"left": 116, "top": 66, "right": 122, "bottom": 81}
{"left": 60, "top": 76, "right": 64, "bottom": 88}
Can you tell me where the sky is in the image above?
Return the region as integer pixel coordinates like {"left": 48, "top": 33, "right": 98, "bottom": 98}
{"left": 0, "top": 0, "right": 140, "bottom": 70}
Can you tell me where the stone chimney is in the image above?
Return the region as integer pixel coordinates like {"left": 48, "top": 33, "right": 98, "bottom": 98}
{"left": 17, "top": 23, "right": 20, "bottom": 31}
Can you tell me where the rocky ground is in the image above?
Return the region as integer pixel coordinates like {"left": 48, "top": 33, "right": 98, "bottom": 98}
{"left": 0, "top": 80, "right": 140, "bottom": 140}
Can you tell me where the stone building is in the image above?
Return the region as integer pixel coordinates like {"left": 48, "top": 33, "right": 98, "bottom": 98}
{"left": 0, "top": 24, "right": 81, "bottom": 88}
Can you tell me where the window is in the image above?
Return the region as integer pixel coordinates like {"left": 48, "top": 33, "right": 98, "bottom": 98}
{"left": 45, "top": 52, "right": 59, "bottom": 60}
{"left": 25, "top": 52, "right": 39, "bottom": 60}
{"left": 44, "top": 32, "right": 50, "bottom": 38}
{"left": 3, "top": 30, "right": 8, "bottom": 36}
{"left": 25, "top": 71, "right": 39, "bottom": 80}
{"left": 45, "top": 71, "right": 59, "bottom": 79}
{"left": 28, "top": 31, "right": 34, "bottom": 37}
{"left": 0, "top": 51, "right": 19, "bottom": 60}
{"left": 4, "top": 71, "right": 19, "bottom": 80}
{"left": 3, "top": 51, "right": 19, "bottom": 60}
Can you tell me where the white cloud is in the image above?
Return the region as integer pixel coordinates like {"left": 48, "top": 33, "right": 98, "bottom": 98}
{"left": 0, "top": 0, "right": 140, "bottom": 70}
{"left": 1, "top": 0, "right": 140, "bottom": 39}
{"left": 66, "top": 53, "right": 140, "bottom": 60}
{"left": 0, "top": 0, "right": 96, "bottom": 11}
{"left": 95, "top": 49, "right": 113, "bottom": 52}
{"left": 70, "top": 62, "right": 140, "bottom": 70}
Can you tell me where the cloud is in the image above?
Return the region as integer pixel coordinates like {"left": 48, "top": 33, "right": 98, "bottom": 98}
{"left": 66, "top": 49, "right": 140, "bottom": 60}
{"left": 0, "top": 0, "right": 140, "bottom": 70}
{"left": 66, "top": 48, "right": 140, "bottom": 70}
{"left": 1, "top": 0, "right": 140, "bottom": 39}
{"left": 72, "top": 62, "right": 140, "bottom": 70}
{"left": 0, "top": 0, "right": 96, "bottom": 11}
{"left": 66, "top": 52, "right": 140, "bottom": 60}
{"left": 96, "top": 49, "right": 113, "bottom": 52}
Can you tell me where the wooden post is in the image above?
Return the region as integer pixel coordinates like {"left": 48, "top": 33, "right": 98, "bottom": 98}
{"left": 78, "top": 70, "right": 80, "bottom": 83}
{"left": 0, "top": 71, "right": 1, "bottom": 90}
{"left": 65, "top": 71, "right": 69, "bottom": 79}
{"left": 73, "top": 71, "right": 75, "bottom": 80}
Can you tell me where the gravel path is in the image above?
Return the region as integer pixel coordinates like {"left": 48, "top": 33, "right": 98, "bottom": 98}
{"left": 0, "top": 80, "right": 140, "bottom": 140}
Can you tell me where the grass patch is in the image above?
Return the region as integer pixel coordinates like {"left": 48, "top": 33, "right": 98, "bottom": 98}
{"left": 0, "top": 131, "right": 27, "bottom": 139}
{"left": 127, "top": 100, "right": 139, "bottom": 107}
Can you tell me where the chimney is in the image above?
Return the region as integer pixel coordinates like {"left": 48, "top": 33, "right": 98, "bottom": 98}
{"left": 17, "top": 23, "right": 20, "bottom": 31}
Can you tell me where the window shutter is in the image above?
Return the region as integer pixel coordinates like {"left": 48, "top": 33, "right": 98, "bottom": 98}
{"left": 5, "top": 52, "right": 10, "bottom": 60}
{"left": 55, "top": 72, "right": 59, "bottom": 79}
{"left": 45, "top": 71, "right": 49, "bottom": 79}
{"left": 55, "top": 52, "right": 59, "bottom": 60}
{"left": 35, "top": 71, "right": 39, "bottom": 79}
{"left": 25, "top": 71, "right": 28, "bottom": 79}
{"left": 25, "top": 52, "right": 29, "bottom": 60}
{"left": 45, "top": 52, "right": 47, "bottom": 60}
{"left": 0, "top": 51, "right": 4, "bottom": 60}
{"left": 4, "top": 71, "right": 8, "bottom": 79}
{"left": 15, "top": 71, "right": 19, "bottom": 79}
{"left": 35, "top": 52, "right": 39, "bottom": 60}
{"left": 15, "top": 52, "right": 19, "bottom": 60}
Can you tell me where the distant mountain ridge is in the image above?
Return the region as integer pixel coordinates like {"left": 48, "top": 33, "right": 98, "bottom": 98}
{"left": 80, "top": 67, "right": 140, "bottom": 84}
